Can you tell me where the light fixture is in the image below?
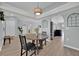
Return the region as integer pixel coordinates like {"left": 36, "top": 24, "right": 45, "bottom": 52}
{"left": 33, "top": 2, "right": 43, "bottom": 15}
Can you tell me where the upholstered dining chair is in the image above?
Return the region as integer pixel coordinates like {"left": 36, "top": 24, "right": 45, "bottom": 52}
{"left": 19, "top": 35, "right": 37, "bottom": 56}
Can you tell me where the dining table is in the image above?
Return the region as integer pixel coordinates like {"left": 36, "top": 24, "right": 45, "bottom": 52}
{"left": 25, "top": 33, "right": 48, "bottom": 55}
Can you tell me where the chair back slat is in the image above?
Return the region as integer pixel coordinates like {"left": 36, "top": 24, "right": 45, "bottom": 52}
{"left": 19, "top": 35, "right": 27, "bottom": 49}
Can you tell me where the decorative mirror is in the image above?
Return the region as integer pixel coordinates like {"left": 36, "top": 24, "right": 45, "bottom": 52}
{"left": 67, "top": 13, "right": 79, "bottom": 27}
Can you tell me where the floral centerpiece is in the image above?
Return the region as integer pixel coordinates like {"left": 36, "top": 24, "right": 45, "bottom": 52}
{"left": 18, "top": 26, "right": 23, "bottom": 34}
{"left": 34, "top": 27, "right": 39, "bottom": 36}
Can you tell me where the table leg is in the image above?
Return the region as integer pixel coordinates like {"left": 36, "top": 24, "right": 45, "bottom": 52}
{"left": 9, "top": 38, "right": 11, "bottom": 44}
{"left": 39, "top": 40, "right": 43, "bottom": 49}
{"left": 45, "top": 39, "right": 46, "bottom": 45}
{"left": 36, "top": 40, "right": 39, "bottom": 55}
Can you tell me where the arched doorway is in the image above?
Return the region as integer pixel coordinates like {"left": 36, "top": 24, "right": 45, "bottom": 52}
{"left": 51, "top": 15, "right": 64, "bottom": 40}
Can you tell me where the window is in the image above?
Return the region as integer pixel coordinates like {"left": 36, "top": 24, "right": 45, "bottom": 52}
{"left": 67, "top": 13, "right": 79, "bottom": 27}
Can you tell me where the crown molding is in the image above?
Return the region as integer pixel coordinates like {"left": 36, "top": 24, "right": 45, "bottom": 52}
{"left": 37, "top": 2, "right": 79, "bottom": 19}
{"left": 0, "top": 3, "right": 37, "bottom": 20}
{"left": 0, "top": 2, "right": 79, "bottom": 20}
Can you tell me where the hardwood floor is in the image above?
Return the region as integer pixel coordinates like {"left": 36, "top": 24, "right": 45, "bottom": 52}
{"left": 0, "top": 36, "right": 79, "bottom": 56}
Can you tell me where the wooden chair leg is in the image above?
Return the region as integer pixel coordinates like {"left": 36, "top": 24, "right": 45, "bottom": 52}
{"left": 45, "top": 39, "right": 46, "bottom": 45}
{"left": 3, "top": 39, "right": 5, "bottom": 45}
{"left": 26, "top": 50, "right": 28, "bottom": 56}
{"left": 34, "top": 50, "right": 36, "bottom": 55}
{"left": 39, "top": 40, "right": 43, "bottom": 49}
{"left": 9, "top": 38, "right": 11, "bottom": 44}
{"left": 21, "top": 48, "right": 23, "bottom": 56}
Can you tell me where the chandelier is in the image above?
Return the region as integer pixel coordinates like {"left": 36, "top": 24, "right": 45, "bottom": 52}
{"left": 33, "top": 2, "right": 43, "bottom": 15}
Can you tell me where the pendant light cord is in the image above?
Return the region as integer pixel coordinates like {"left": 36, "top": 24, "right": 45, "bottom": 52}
{"left": 37, "top": 2, "right": 39, "bottom": 8}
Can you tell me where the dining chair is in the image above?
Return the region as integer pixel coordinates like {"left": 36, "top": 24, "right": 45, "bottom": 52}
{"left": 3, "top": 36, "right": 11, "bottom": 45}
{"left": 19, "top": 35, "right": 37, "bottom": 56}
{"left": 39, "top": 32, "right": 48, "bottom": 49}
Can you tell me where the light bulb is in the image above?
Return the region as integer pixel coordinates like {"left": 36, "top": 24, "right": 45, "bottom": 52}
{"left": 35, "top": 13, "right": 41, "bottom": 15}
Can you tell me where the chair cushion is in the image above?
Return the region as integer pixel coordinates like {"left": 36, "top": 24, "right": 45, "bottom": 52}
{"left": 23, "top": 42, "right": 36, "bottom": 50}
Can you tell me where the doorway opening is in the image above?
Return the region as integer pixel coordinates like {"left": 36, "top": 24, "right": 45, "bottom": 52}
{"left": 50, "top": 15, "right": 64, "bottom": 40}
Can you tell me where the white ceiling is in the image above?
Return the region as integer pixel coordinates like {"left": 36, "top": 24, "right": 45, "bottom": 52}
{"left": 1, "top": 2, "right": 79, "bottom": 19}
{"left": 5, "top": 2, "right": 67, "bottom": 18}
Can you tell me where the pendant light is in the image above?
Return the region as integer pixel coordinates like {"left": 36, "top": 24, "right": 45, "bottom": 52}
{"left": 33, "top": 2, "right": 43, "bottom": 15}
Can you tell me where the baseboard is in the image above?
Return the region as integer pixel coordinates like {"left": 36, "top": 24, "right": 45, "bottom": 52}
{"left": 64, "top": 45, "right": 79, "bottom": 51}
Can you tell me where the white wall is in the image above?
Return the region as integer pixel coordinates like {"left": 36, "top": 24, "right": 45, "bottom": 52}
{"left": 44, "top": 5, "right": 79, "bottom": 50}
{"left": 63, "top": 6, "right": 79, "bottom": 49}
{"left": 50, "top": 5, "right": 79, "bottom": 49}
{"left": 5, "top": 20, "right": 16, "bottom": 36}
{"left": 0, "top": 9, "right": 5, "bottom": 51}
{"left": 4, "top": 16, "right": 19, "bottom": 36}
{"left": 3, "top": 10, "right": 39, "bottom": 36}
{"left": 0, "top": 21, "right": 4, "bottom": 51}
